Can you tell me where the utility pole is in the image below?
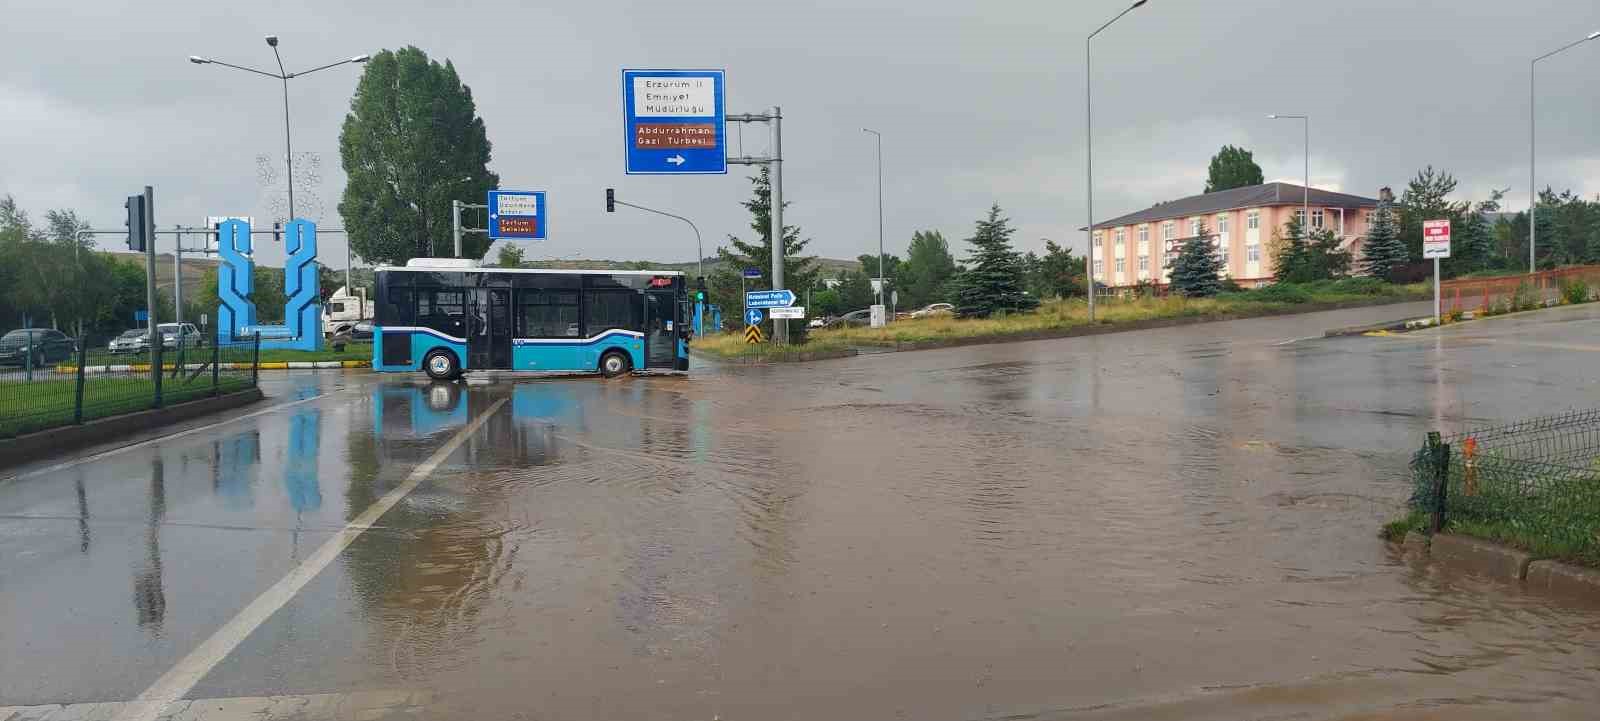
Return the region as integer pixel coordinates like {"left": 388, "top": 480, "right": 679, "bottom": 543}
{"left": 143, "top": 187, "right": 158, "bottom": 348}
{"left": 173, "top": 227, "right": 183, "bottom": 325}
{"left": 727, "top": 107, "right": 787, "bottom": 344}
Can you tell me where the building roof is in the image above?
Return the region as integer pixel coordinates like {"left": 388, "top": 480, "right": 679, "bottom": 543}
{"left": 1092, "top": 182, "right": 1380, "bottom": 230}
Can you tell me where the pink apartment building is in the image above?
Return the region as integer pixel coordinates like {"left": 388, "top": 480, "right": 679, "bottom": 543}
{"left": 1090, "top": 182, "right": 1385, "bottom": 289}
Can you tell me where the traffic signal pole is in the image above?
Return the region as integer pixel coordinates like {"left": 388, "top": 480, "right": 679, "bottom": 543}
{"left": 604, "top": 189, "right": 707, "bottom": 335}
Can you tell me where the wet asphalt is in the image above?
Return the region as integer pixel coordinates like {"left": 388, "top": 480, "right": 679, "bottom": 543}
{"left": 4, "top": 300, "right": 1600, "bottom": 720}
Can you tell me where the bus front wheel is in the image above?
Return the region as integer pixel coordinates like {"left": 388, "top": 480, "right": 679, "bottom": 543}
{"left": 423, "top": 349, "right": 460, "bottom": 381}
{"left": 599, "top": 350, "right": 631, "bottom": 378}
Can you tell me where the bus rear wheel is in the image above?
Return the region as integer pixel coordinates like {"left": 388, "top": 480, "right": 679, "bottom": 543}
{"left": 423, "top": 349, "right": 460, "bottom": 381}
{"left": 599, "top": 350, "right": 631, "bottom": 378}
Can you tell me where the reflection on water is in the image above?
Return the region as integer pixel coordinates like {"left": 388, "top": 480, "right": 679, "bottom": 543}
{"left": 213, "top": 431, "right": 260, "bottom": 510}
{"left": 133, "top": 456, "right": 166, "bottom": 633}
{"left": 283, "top": 409, "right": 322, "bottom": 513}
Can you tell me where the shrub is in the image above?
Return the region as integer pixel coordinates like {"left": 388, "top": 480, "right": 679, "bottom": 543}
{"left": 1560, "top": 278, "right": 1590, "bottom": 305}
{"left": 1329, "top": 277, "right": 1390, "bottom": 296}
{"left": 1512, "top": 281, "right": 1540, "bottom": 311}
{"left": 1253, "top": 283, "right": 1312, "bottom": 304}
{"left": 1444, "top": 308, "right": 1465, "bottom": 324}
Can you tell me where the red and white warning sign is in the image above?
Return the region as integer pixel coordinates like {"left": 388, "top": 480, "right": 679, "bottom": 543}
{"left": 1423, "top": 219, "right": 1451, "bottom": 259}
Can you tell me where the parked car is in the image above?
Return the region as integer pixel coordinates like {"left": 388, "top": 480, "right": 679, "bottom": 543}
{"left": 108, "top": 328, "right": 151, "bottom": 354}
{"left": 0, "top": 328, "right": 77, "bottom": 366}
{"left": 156, "top": 322, "right": 204, "bottom": 349}
{"left": 909, "top": 303, "right": 955, "bottom": 319}
{"left": 808, "top": 315, "right": 836, "bottom": 329}
{"left": 329, "top": 321, "right": 374, "bottom": 341}
{"left": 826, "top": 308, "right": 873, "bottom": 328}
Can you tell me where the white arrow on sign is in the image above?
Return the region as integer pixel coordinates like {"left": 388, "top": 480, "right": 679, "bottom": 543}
{"left": 667, "top": 155, "right": 686, "bottom": 166}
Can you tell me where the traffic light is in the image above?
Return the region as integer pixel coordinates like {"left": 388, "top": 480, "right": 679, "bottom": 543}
{"left": 695, "top": 276, "right": 706, "bottom": 302}
{"left": 605, "top": 188, "right": 615, "bottom": 213}
{"left": 124, "top": 194, "right": 147, "bottom": 251}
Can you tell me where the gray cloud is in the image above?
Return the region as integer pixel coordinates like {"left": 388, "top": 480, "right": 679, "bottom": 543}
{"left": 3, "top": 0, "right": 1598, "bottom": 271}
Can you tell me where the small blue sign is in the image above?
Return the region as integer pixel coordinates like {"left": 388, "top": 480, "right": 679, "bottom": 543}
{"left": 488, "top": 190, "right": 547, "bottom": 240}
{"left": 623, "top": 69, "right": 727, "bottom": 175}
{"left": 742, "top": 267, "right": 762, "bottom": 279}
{"left": 134, "top": 309, "right": 149, "bottom": 322}
{"left": 744, "top": 308, "right": 763, "bottom": 326}
{"left": 745, "top": 289, "right": 796, "bottom": 309}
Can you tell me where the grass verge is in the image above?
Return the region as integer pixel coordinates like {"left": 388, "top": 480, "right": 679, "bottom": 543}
{"left": 78, "top": 343, "right": 371, "bottom": 366}
{"left": 0, "top": 374, "right": 253, "bottom": 438}
{"left": 696, "top": 280, "right": 1428, "bottom": 361}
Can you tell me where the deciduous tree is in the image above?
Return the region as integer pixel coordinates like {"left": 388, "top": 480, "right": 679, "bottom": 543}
{"left": 1204, "top": 145, "right": 1264, "bottom": 193}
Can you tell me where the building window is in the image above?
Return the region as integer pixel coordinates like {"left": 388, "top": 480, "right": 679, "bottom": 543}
{"left": 1217, "top": 238, "right": 1229, "bottom": 265}
{"left": 1247, "top": 210, "right": 1260, "bottom": 229}
{"left": 1137, "top": 239, "right": 1149, "bottom": 256}
{"left": 1138, "top": 255, "right": 1149, "bottom": 271}
{"left": 1093, "top": 231, "right": 1103, "bottom": 247}
{"left": 1114, "top": 228, "right": 1126, "bottom": 244}
{"left": 1217, "top": 214, "right": 1229, "bottom": 234}
{"left": 1294, "top": 209, "right": 1307, "bottom": 227}
{"left": 1312, "top": 209, "right": 1324, "bottom": 229}
{"left": 1247, "top": 244, "right": 1261, "bottom": 263}
{"left": 1093, "top": 259, "right": 1104, "bottom": 275}
{"left": 1190, "top": 218, "right": 1203, "bottom": 237}
{"left": 1161, "top": 221, "right": 1175, "bottom": 241}
{"left": 1138, "top": 225, "right": 1149, "bottom": 243}
{"left": 1114, "top": 257, "right": 1126, "bottom": 273}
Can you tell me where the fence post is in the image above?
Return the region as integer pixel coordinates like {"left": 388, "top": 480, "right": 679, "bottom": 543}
{"left": 211, "top": 328, "right": 220, "bottom": 396}
{"left": 252, "top": 332, "right": 261, "bottom": 387}
{"left": 152, "top": 334, "right": 163, "bottom": 409}
{"left": 73, "top": 336, "right": 87, "bottom": 425}
{"left": 1427, "top": 431, "right": 1451, "bottom": 535}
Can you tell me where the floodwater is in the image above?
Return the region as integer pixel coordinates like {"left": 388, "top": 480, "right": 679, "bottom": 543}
{"left": 4, "top": 300, "right": 1600, "bottom": 720}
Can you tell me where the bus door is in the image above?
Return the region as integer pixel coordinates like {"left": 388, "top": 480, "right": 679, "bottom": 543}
{"left": 644, "top": 291, "right": 677, "bottom": 369}
{"left": 468, "top": 288, "right": 512, "bottom": 369}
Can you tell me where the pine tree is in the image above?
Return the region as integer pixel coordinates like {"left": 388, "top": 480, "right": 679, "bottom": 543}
{"left": 1360, "top": 197, "right": 1406, "bottom": 280}
{"left": 951, "top": 204, "right": 1038, "bottom": 317}
{"left": 1273, "top": 213, "right": 1311, "bottom": 282}
{"left": 1171, "top": 221, "right": 1223, "bottom": 297}
{"left": 706, "top": 167, "right": 818, "bottom": 337}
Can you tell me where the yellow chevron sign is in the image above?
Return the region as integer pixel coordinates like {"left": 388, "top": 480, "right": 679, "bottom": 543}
{"left": 744, "top": 324, "right": 765, "bottom": 344}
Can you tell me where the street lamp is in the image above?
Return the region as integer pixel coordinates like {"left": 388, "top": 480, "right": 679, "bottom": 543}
{"left": 1529, "top": 30, "right": 1600, "bottom": 273}
{"left": 863, "top": 128, "right": 885, "bottom": 309}
{"left": 189, "top": 38, "right": 371, "bottom": 222}
{"left": 1085, "top": 0, "right": 1147, "bottom": 322}
{"left": 1267, "top": 114, "right": 1309, "bottom": 239}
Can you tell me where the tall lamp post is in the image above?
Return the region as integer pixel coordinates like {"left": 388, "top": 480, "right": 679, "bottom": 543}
{"left": 1267, "top": 114, "right": 1309, "bottom": 236}
{"left": 1530, "top": 31, "right": 1600, "bottom": 273}
{"left": 863, "top": 128, "right": 886, "bottom": 309}
{"left": 1086, "top": 0, "right": 1147, "bottom": 322}
{"left": 190, "top": 37, "right": 370, "bottom": 221}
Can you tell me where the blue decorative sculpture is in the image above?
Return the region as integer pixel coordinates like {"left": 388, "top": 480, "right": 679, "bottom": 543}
{"left": 215, "top": 218, "right": 322, "bottom": 351}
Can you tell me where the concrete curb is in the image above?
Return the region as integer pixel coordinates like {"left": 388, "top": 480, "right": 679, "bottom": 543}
{"left": 1401, "top": 531, "right": 1600, "bottom": 599}
{"left": 1324, "top": 316, "right": 1434, "bottom": 338}
{"left": 56, "top": 360, "right": 369, "bottom": 374}
{"left": 0, "top": 388, "right": 263, "bottom": 470}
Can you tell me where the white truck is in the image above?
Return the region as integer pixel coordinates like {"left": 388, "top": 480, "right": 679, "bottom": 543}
{"left": 322, "top": 286, "right": 375, "bottom": 337}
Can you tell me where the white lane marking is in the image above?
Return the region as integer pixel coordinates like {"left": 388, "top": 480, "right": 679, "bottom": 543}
{"left": 1273, "top": 335, "right": 1322, "bottom": 346}
{"left": 112, "top": 397, "right": 507, "bottom": 721}
{"left": 2, "top": 391, "right": 342, "bottom": 483}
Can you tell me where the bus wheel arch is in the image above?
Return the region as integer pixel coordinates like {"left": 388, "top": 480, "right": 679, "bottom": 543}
{"left": 599, "top": 349, "right": 632, "bottom": 378}
{"left": 423, "top": 348, "right": 461, "bottom": 381}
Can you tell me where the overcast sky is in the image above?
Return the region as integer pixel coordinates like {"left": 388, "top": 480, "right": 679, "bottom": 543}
{"left": 3, "top": 0, "right": 1599, "bottom": 270}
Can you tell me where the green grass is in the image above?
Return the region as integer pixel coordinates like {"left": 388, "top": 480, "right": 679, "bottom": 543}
{"left": 77, "top": 343, "right": 370, "bottom": 367}
{"left": 696, "top": 280, "right": 1429, "bottom": 360}
{"left": 1381, "top": 511, "right": 1428, "bottom": 542}
{"left": 1, "top": 373, "right": 253, "bottom": 439}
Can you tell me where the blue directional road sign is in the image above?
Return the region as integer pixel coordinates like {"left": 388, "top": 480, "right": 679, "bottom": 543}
{"left": 622, "top": 69, "right": 726, "bottom": 175}
{"left": 488, "top": 190, "right": 547, "bottom": 240}
{"left": 744, "top": 308, "right": 763, "bottom": 325}
{"left": 745, "top": 290, "right": 796, "bottom": 309}
{"left": 742, "top": 267, "right": 762, "bottom": 279}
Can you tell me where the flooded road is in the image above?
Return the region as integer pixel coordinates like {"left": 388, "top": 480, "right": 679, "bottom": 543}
{"left": 5, "top": 301, "right": 1600, "bottom": 720}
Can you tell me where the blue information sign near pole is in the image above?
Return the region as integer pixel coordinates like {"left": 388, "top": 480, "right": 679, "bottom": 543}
{"left": 745, "top": 308, "right": 763, "bottom": 326}
{"left": 488, "top": 190, "right": 547, "bottom": 240}
{"left": 623, "top": 69, "right": 727, "bottom": 175}
{"left": 745, "top": 290, "right": 796, "bottom": 309}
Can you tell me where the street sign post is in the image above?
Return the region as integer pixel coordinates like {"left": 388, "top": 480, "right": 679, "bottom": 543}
{"left": 770, "top": 306, "right": 805, "bottom": 320}
{"left": 742, "top": 267, "right": 762, "bottom": 279}
{"left": 745, "top": 308, "right": 764, "bottom": 325}
{"left": 623, "top": 69, "right": 726, "bottom": 175}
{"left": 488, "top": 190, "right": 547, "bottom": 240}
{"left": 1424, "top": 219, "right": 1452, "bottom": 326}
{"left": 745, "top": 290, "right": 796, "bottom": 309}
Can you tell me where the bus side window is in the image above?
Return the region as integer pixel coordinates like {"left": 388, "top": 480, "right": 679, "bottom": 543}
{"left": 382, "top": 288, "right": 412, "bottom": 326}
{"left": 417, "top": 289, "right": 465, "bottom": 337}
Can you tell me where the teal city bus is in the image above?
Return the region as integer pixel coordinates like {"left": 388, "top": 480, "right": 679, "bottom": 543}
{"left": 372, "top": 259, "right": 690, "bottom": 380}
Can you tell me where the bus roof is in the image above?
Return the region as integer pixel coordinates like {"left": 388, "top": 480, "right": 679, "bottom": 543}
{"left": 375, "top": 264, "right": 685, "bottom": 277}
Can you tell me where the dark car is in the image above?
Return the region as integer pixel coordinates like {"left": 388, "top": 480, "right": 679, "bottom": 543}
{"left": 827, "top": 308, "right": 873, "bottom": 328}
{"left": 0, "top": 328, "right": 77, "bottom": 367}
